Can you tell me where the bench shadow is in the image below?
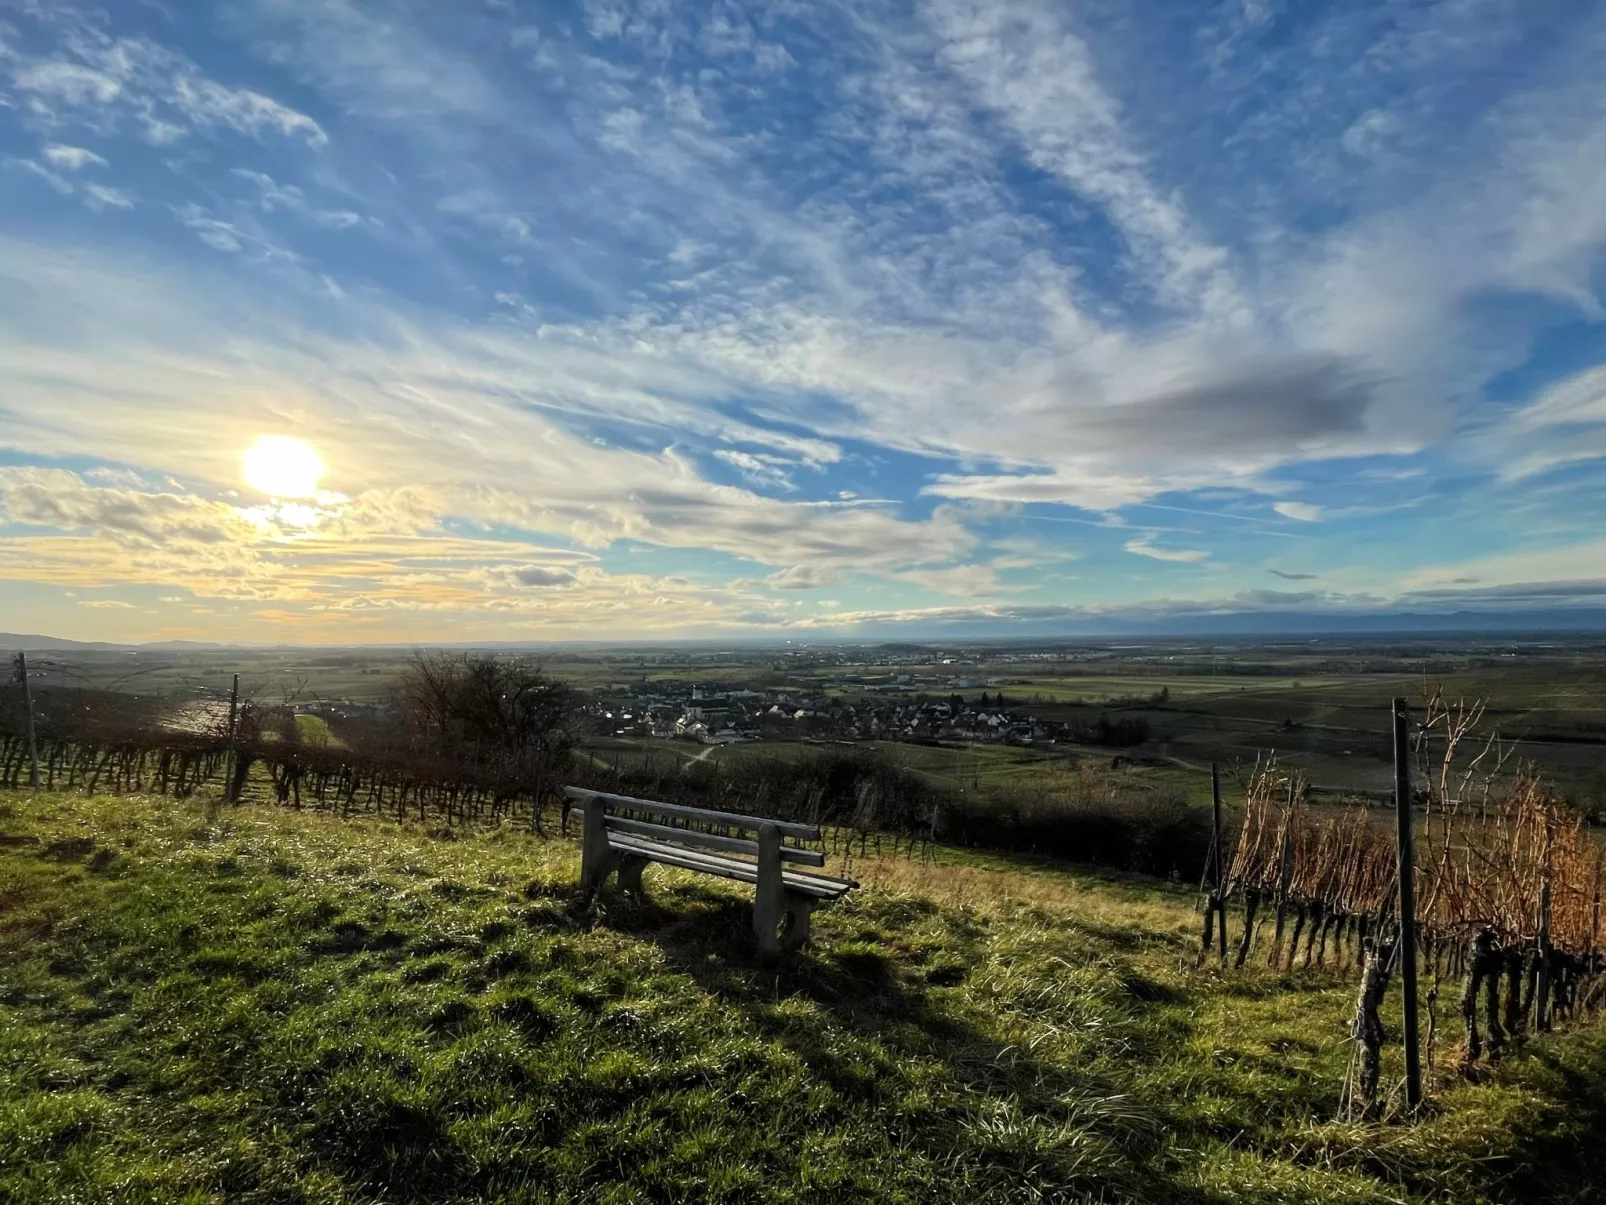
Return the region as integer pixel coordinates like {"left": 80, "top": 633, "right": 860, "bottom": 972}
{"left": 1499, "top": 1037, "right": 1606, "bottom": 1201}
{"left": 572, "top": 876, "right": 1221, "bottom": 1203}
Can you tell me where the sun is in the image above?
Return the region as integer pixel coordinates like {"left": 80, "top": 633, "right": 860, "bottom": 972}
{"left": 242, "top": 435, "right": 325, "bottom": 498}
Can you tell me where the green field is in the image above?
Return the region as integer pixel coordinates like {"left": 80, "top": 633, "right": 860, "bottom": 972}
{"left": 22, "top": 637, "right": 1606, "bottom": 816}
{"left": 4, "top": 789, "right": 1606, "bottom": 1203}
{"left": 294, "top": 714, "right": 342, "bottom": 748}
{"left": 579, "top": 736, "right": 1179, "bottom": 807}
{"left": 565, "top": 653, "right": 1573, "bottom": 819}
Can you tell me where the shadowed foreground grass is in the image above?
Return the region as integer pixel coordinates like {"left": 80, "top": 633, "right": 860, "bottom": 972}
{"left": 2, "top": 790, "right": 1603, "bottom": 1204}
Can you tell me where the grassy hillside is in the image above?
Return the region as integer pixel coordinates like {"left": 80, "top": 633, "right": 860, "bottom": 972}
{"left": 2, "top": 790, "right": 1604, "bottom": 1204}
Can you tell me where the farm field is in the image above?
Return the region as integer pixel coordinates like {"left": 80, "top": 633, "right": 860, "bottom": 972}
{"left": 16, "top": 635, "right": 1606, "bottom": 815}
{"left": 4, "top": 789, "right": 1605, "bottom": 1204}
{"left": 579, "top": 736, "right": 1193, "bottom": 810}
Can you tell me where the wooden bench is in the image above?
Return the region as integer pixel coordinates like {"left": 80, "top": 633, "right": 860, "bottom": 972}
{"left": 565, "top": 786, "right": 857, "bottom": 953}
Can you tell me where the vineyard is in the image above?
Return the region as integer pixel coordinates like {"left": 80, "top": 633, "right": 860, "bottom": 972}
{"left": 1202, "top": 690, "right": 1605, "bottom": 1114}
{"left": 0, "top": 711, "right": 946, "bottom": 858}
{"left": 4, "top": 676, "right": 1604, "bottom": 1122}
{"left": 0, "top": 671, "right": 1211, "bottom": 876}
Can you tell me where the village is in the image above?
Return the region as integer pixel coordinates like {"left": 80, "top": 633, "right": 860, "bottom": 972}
{"left": 586, "top": 679, "right": 1061, "bottom": 747}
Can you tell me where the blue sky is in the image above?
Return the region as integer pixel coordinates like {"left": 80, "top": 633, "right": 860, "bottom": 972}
{"left": 1, "top": 0, "right": 1604, "bottom": 642}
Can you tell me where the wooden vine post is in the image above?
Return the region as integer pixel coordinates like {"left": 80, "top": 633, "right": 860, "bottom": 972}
{"left": 18, "top": 652, "right": 40, "bottom": 790}
{"left": 1212, "top": 763, "right": 1228, "bottom": 964}
{"left": 1393, "top": 696, "right": 1423, "bottom": 1110}
{"left": 1198, "top": 767, "right": 1218, "bottom": 965}
{"left": 223, "top": 673, "right": 240, "bottom": 803}
{"left": 1194, "top": 762, "right": 1231, "bottom": 967}
{"left": 1592, "top": 856, "right": 1602, "bottom": 964}
{"left": 532, "top": 734, "right": 544, "bottom": 836}
{"left": 1536, "top": 809, "right": 1555, "bottom": 1033}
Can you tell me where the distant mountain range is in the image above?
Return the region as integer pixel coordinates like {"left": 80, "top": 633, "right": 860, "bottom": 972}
{"left": 0, "top": 633, "right": 231, "bottom": 652}
{"left": 847, "top": 608, "right": 1606, "bottom": 639}
{"left": 4, "top": 609, "right": 1606, "bottom": 652}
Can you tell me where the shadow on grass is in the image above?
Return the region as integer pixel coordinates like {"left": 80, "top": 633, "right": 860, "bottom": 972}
{"left": 576, "top": 876, "right": 1207, "bottom": 1203}
{"left": 1497, "top": 1034, "right": 1606, "bottom": 1202}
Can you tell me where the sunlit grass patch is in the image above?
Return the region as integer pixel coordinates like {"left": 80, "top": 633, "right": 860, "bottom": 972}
{"left": 1, "top": 789, "right": 1602, "bottom": 1203}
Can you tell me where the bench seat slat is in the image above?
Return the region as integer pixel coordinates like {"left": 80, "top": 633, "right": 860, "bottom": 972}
{"left": 605, "top": 815, "right": 826, "bottom": 867}
{"left": 607, "top": 833, "right": 855, "bottom": 900}
{"left": 611, "top": 834, "right": 757, "bottom": 882}
{"left": 566, "top": 787, "right": 821, "bottom": 842}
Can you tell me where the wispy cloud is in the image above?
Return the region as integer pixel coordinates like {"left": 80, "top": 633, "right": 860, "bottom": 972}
{"left": 6, "top": 15, "right": 328, "bottom": 148}
{"left": 926, "top": 0, "right": 1243, "bottom": 319}
{"left": 6, "top": 154, "right": 133, "bottom": 212}
{"left": 230, "top": 168, "right": 369, "bottom": 231}
{"left": 711, "top": 449, "right": 796, "bottom": 492}
{"left": 4, "top": 157, "right": 75, "bottom": 195}
{"left": 83, "top": 183, "right": 134, "bottom": 211}
{"left": 173, "top": 204, "right": 247, "bottom": 253}
{"left": 1, "top": 0, "right": 1605, "bottom": 639}
{"left": 1123, "top": 535, "right": 1210, "bottom": 563}
{"left": 42, "top": 143, "right": 108, "bottom": 171}
{"left": 1273, "top": 501, "right": 1323, "bottom": 522}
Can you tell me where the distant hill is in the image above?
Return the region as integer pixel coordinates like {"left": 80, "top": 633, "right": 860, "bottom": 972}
{"left": 5, "top": 608, "right": 1606, "bottom": 652}
{"left": 846, "top": 608, "right": 1606, "bottom": 640}
{"left": 0, "top": 634, "right": 230, "bottom": 652}
{"left": 0, "top": 633, "right": 124, "bottom": 651}
{"left": 1078, "top": 608, "right": 1606, "bottom": 637}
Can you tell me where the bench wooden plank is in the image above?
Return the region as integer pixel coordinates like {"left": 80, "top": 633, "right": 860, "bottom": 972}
{"left": 565, "top": 787, "right": 821, "bottom": 842}
{"left": 609, "top": 833, "right": 755, "bottom": 881}
{"left": 571, "top": 785, "right": 856, "bottom": 952}
{"left": 604, "top": 814, "right": 826, "bottom": 867}
{"left": 607, "top": 833, "right": 855, "bottom": 899}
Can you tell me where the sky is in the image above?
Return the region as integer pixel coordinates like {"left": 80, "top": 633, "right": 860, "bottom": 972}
{"left": 1, "top": 0, "right": 1605, "bottom": 644}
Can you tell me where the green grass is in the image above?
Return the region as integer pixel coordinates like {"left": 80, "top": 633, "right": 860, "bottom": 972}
{"left": 294, "top": 714, "right": 342, "bottom": 748}
{"left": 3, "top": 790, "right": 1605, "bottom": 1204}
{"left": 585, "top": 736, "right": 1198, "bottom": 802}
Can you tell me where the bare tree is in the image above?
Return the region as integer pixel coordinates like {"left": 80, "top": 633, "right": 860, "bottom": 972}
{"left": 399, "top": 651, "right": 574, "bottom": 770}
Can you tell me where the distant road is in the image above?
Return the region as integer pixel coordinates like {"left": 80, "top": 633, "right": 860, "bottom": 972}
{"left": 1158, "top": 753, "right": 1391, "bottom": 801}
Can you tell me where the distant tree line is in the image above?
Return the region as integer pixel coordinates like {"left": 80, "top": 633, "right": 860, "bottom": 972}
{"left": 1075, "top": 714, "right": 1153, "bottom": 748}
{"left": 0, "top": 650, "right": 1214, "bottom": 879}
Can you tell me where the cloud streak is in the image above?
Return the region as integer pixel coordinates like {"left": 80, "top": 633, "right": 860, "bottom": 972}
{"left": 1, "top": 0, "right": 1604, "bottom": 639}
{"left": 5, "top": 13, "right": 328, "bottom": 148}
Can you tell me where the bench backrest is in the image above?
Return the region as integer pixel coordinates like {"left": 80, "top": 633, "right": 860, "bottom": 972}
{"left": 564, "top": 786, "right": 826, "bottom": 867}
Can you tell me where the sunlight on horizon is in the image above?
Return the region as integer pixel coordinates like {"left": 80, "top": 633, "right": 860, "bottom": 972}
{"left": 242, "top": 435, "right": 325, "bottom": 499}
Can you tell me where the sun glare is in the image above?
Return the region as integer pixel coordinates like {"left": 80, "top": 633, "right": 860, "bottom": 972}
{"left": 243, "top": 436, "right": 325, "bottom": 498}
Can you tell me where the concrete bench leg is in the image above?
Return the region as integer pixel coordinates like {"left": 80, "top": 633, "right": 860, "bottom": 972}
{"left": 754, "top": 822, "right": 787, "bottom": 954}
{"left": 579, "top": 796, "right": 619, "bottom": 901}
{"left": 616, "top": 854, "right": 649, "bottom": 900}
{"left": 779, "top": 895, "right": 816, "bottom": 953}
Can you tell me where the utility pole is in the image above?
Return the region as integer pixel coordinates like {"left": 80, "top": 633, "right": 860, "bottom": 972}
{"left": 1393, "top": 696, "right": 1423, "bottom": 1109}
{"left": 17, "top": 652, "right": 40, "bottom": 790}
